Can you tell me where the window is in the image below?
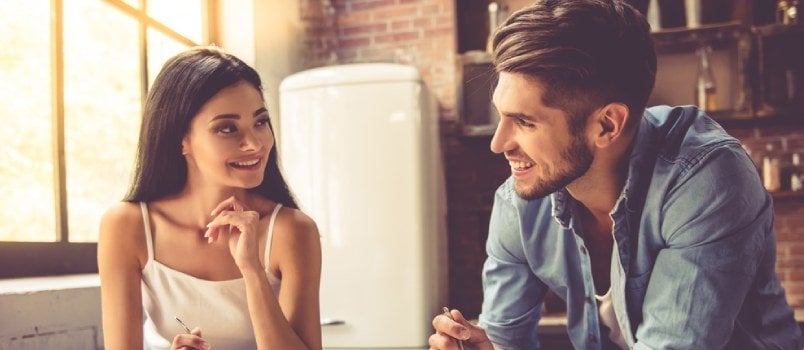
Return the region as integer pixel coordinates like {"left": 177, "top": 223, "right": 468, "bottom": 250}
{"left": 0, "top": 0, "right": 214, "bottom": 278}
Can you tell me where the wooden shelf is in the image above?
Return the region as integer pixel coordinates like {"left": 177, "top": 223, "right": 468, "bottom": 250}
{"left": 651, "top": 22, "right": 748, "bottom": 54}
{"left": 771, "top": 190, "right": 804, "bottom": 201}
{"left": 716, "top": 112, "right": 804, "bottom": 128}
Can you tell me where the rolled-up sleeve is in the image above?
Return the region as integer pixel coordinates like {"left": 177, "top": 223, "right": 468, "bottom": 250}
{"left": 634, "top": 145, "right": 774, "bottom": 349}
{"left": 479, "top": 185, "right": 547, "bottom": 350}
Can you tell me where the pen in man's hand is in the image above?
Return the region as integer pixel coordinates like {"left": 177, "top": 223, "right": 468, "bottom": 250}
{"left": 442, "top": 307, "right": 465, "bottom": 350}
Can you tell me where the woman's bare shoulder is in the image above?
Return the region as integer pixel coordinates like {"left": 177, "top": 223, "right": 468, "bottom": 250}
{"left": 98, "top": 202, "right": 147, "bottom": 267}
{"left": 100, "top": 202, "right": 144, "bottom": 231}
{"left": 275, "top": 206, "right": 318, "bottom": 235}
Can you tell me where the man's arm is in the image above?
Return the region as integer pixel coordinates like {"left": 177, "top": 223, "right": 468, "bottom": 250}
{"left": 479, "top": 183, "right": 549, "bottom": 350}
{"left": 633, "top": 145, "right": 777, "bottom": 349}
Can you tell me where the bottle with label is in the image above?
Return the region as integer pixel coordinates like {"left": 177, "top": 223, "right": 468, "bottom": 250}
{"left": 695, "top": 45, "right": 717, "bottom": 112}
{"left": 763, "top": 144, "right": 781, "bottom": 192}
{"left": 777, "top": 0, "right": 800, "bottom": 25}
{"left": 791, "top": 153, "right": 802, "bottom": 191}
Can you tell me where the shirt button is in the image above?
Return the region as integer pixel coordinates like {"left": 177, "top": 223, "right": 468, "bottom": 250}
{"left": 580, "top": 246, "right": 587, "bottom": 255}
{"left": 589, "top": 334, "right": 597, "bottom": 342}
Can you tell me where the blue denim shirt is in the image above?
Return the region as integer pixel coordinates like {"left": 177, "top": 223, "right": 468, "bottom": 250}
{"left": 478, "top": 106, "right": 802, "bottom": 349}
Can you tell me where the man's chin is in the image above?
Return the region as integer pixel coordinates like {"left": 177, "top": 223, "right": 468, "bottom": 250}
{"left": 513, "top": 180, "right": 551, "bottom": 200}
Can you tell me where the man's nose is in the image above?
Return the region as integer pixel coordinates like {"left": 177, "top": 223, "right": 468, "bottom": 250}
{"left": 490, "top": 120, "right": 512, "bottom": 154}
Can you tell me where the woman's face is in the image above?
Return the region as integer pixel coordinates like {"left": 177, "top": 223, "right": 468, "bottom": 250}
{"left": 181, "top": 80, "right": 273, "bottom": 190}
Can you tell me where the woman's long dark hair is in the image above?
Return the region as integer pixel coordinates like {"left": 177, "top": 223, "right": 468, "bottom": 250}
{"left": 124, "top": 46, "right": 298, "bottom": 209}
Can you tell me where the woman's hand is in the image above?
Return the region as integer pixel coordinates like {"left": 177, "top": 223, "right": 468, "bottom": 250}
{"left": 205, "top": 196, "right": 262, "bottom": 272}
{"left": 171, "top": 327, "right": 211, "bottom": 350}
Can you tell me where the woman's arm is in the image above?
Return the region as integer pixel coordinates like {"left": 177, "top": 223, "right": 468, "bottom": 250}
{"left": 207, "top": 198, "right": 322, "bottom": 350}
{"left": 249, "top": 208, "right": 322, "bottom": 350}
{"left": 98, "top": 203, "right": 146, "bottom": 350}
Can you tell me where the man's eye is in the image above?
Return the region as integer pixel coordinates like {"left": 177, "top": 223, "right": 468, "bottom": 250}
{"left": 516, "top": 118, "right": 534, "bottom": 128}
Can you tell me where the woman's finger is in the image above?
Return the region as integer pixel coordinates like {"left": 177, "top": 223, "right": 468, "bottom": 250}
{"left": 208, "top": 212, "right": 259, "bottom": 232}
{"left": 190, "top": 326, "right": 203, "bottom": 337}
{"left": 171, "top": 333, "right": 210, "bottom": 350}
{"left": 209, "top": 196, "right": 249, "bottom": 217}
{"left": 209, "top": 196, "right": 238, "bottom": 217}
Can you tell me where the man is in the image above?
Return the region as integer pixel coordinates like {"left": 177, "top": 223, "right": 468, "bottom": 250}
{"left": 430, "top": 0, "right": 802, "bottom": 349}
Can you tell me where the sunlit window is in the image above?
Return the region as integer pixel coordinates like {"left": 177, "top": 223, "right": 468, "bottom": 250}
{"left": 0, "top": 1, "right": 55, "bottom": 242}
{"left": 0, "top": 0, "right": 210, "bottom": 246}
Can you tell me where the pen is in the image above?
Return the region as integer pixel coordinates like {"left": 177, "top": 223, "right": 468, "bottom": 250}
{"left": 442, "top": 307, "right": 465, "bottom": 350}
{"left": 174, "top": 316, "right": 192, "bottom": 334}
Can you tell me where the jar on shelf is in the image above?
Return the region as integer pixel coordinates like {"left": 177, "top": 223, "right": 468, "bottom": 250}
{"left": 763, "top": 143, "right": 781, "bottom": 192}
{"left": 790, "top": 152, "right": 802, "bottom": 191}
{"left": 695, "top": 44, "right": 718, "bottom": 112}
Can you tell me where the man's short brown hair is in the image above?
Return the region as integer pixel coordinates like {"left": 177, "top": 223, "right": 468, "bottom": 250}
{"left": 492, "top": 0, "right": 657, "bottom": 132}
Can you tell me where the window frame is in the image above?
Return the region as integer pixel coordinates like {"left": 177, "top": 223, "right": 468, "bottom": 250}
{"left": 0, "top": 0, "right": 217, "bottom": 278}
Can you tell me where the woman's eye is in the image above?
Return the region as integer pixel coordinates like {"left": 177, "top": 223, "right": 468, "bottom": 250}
{"left": 255, "top": 118, "right": 269, "bottom": 128}
{"left": 216, "top": 125, "right": 237, "bottom": 134}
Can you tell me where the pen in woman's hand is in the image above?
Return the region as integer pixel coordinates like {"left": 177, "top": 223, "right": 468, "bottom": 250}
{"left": 174, "top": 316, "right": 192, "bottom": 334}
{"left": 442, "top": 307, "right": 465, "bottom": 350}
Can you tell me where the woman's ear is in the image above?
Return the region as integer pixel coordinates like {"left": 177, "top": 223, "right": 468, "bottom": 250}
{"left": 594, "top": 103, "right": 629, "bottom": 148}
{"left": 181, "top": 136, "right": 190, "bottom": 155}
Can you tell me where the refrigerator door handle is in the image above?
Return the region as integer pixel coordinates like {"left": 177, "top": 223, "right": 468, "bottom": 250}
{"left": 320, "top": 318, "right": 346, "bottom": 326}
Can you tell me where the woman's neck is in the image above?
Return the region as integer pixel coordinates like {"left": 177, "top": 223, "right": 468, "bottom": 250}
{"left": 170, "top": 184, "right": 251, "bottom": 228}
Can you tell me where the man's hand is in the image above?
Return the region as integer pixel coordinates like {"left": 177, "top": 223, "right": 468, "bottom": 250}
{"left": 429, "top": 309, "right": 494, "bottom": 350}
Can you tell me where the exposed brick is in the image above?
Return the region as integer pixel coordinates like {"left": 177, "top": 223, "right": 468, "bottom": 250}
{"left": 374, "top": 31, "right": 420, "bottom": 44}
{"left": 409, "top": 19, "right": 430, "bottom": 30}
{"left": 340, "top": 23, "right": 387, "bottom": 37}
{"left": 789, "top": 269, "right": 804, "bottom": 281}
{"left": 371, "top": 5, "right": 419, "bottom": 21}
{"left": 391, "top": 19, "right": 412, "bottom": 31}
{"left": 338, "top": 37, "right": 371, "bottom": 49}
{"left": 422, "top": 3, "right": 440, "bottom": 14}
{"left": 786, "top": 242, "right": 804, "bottom": 256}
{"left": 350, "top": 0, "right": 395, "bottom": 12}
{"left": 425, "top": 27, "right": 454, "bottom": 38}
{"left": 337, "top": 12, "right": 371, "bottom": 25}
{"left": 781, "top": 281, "right": 804, "bottom": 295}
{"left": 434, "top": 15, "right": 455, "bottom": 27}
{"left": 777, "top": 256, "right": 804, "bottom": 269}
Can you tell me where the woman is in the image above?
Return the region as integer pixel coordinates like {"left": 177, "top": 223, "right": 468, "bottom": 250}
{"left": 98, "top": 46, "right": 322, "bottom": 350}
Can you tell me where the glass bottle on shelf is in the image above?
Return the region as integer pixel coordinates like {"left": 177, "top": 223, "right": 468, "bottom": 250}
{"left": 695, "top": 44, "right": 717, "bottom": 112}
{"left": 791, "top": 153, "right": 802, "bottom": 191}
{"left": 777, "top": 0, "right": 800, "bottom": 25}
{"left": 763, "top": 143, "right": 781, "bottom": 192}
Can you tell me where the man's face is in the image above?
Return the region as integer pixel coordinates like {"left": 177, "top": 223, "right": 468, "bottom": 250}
{"left": 490, "top": 72, "right": 594, "bottom": 200}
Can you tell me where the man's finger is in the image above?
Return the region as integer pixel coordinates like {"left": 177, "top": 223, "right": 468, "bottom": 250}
{"left": 432, "top": 314, "right": 470, "bottom": 340}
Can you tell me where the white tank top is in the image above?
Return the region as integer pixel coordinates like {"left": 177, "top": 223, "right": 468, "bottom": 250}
{"left": 595, "top": 287, "right": 628, "bottom": 350}
{"left": 139, "top": 202, "right": 283, "bottom": 350}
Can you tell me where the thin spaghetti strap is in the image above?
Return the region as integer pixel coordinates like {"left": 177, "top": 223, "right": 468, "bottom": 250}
{"left": 264, "top": 204, "right": 284, "bottom": 265}
{"left": 139, "top": 202, "right": 155, "bottom": 262}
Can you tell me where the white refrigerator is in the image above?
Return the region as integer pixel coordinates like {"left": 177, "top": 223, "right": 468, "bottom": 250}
{"left": 278, "top": 63, "right": 447, "bottom": 349}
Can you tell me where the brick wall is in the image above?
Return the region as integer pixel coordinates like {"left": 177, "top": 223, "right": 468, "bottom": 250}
{"left": 299, "top": 0, "right": 457, "bottom": 115}
{"left": 727, "top": 123, "right": 804, "bottom": 310}
{"left": 297, "top": 0, "right": 804, "bottom": 319}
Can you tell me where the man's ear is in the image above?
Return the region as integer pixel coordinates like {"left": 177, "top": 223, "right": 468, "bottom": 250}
{"left": 593, "top": 103, "right": 629, "bottom": 148}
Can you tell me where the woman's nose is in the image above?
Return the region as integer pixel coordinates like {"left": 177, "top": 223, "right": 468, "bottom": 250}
{"left": 240, "top": 130, "right": 263, "bottom": 151}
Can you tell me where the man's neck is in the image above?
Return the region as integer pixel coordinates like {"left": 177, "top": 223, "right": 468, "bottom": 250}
{"left": 567, "top": 130, "right": 635, "bottom": 235}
